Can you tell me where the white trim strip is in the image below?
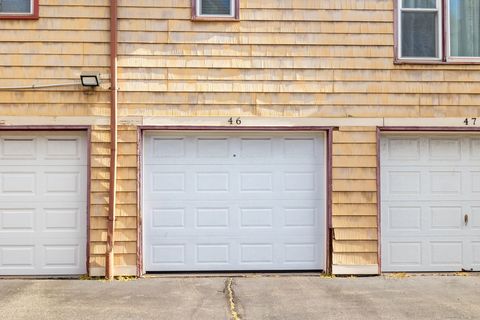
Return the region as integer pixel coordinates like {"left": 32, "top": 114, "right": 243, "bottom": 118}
{"left": 332, "top": 265, "right": 379, "bottom": 275}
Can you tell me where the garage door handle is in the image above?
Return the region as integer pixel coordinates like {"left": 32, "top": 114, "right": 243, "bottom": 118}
{"left": 464, "top": 214, "right": 469, "bottom": 226}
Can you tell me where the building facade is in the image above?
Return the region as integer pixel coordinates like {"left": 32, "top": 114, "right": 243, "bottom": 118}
{"left": 0, "top": 0, "right": 479, "bottom": 277}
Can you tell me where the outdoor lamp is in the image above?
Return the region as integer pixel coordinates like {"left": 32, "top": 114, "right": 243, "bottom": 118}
{"left": 80, "top": 73, "right": 101, "bottom": 87}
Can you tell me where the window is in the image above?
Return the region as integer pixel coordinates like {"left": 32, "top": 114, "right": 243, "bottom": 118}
{"left": 397, "top": 0, "right": 480, "bottom": 62}
{"left": 0, "top": 0, "right": 38, "bottom": 19}
{"left": 448, "top": 0, "right": 480, "bottom": 59}
{"left": 192, "top": 0, "right": 239, "bottom": 20}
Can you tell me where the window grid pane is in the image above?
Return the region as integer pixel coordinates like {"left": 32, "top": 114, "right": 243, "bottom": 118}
{"left": 200, "top": 0, "right": 231, "bottom": 16}
{"left": 402, "top": 0, "right": 437, "bottom": 9}
{"left": 449, "top": 0, "right": 480, "bottom": 57}
{"left": 0, "top": 0, "right": 31, "bottom": 13}
{"left": 401, "top": 11, "right": 438, "bottom": 58}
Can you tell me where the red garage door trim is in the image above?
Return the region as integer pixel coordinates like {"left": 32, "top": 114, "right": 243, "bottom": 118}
{"left": 137, "top": 126, "right": 334, "bottom": 276}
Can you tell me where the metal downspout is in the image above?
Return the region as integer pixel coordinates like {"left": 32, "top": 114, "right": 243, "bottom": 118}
{"left": 106, "top": 0, "right": 118, "bottom": 280}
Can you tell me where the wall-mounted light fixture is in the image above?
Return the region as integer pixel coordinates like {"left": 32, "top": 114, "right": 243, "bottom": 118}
{"left": 80, "top": 73, "right": 101, "bottom": 87}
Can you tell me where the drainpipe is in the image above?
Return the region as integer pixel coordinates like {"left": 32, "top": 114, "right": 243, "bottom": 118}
{"left": 106, "top": 0, "right": 118, "bottom": 280}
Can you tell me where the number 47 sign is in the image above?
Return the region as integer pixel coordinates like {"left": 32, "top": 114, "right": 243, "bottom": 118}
{"left": 464, "top": 118, "right": 478, "bottom": 126}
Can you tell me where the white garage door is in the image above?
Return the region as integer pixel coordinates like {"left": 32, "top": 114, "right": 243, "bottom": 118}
{"left": 0, "top": 131, "right": 87, "bottom": 275}
{"left": 381, "top": 134, "right": 480, "bottom": 272}
{"left": 144, "top": 132, "right": 326, "bottom": 272}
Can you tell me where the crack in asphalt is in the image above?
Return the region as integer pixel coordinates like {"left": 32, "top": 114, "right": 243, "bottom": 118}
{"left": 225, "top": 278, "right": 241, "bottom": 320}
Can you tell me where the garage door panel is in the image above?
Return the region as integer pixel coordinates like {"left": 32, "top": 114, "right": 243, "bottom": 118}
{"left": 472, "top": 172, "right": 480, "bottom": 192}
{"left": 145, "top": 200, "right": 324, "bottom": 235}
{"left": 145, "top": 199, "right": 324, "bottom": 206}
{"left": 43, "top": 207, "right": 83, "bottom": 231}
{"left": 0, "top": 237, "right": 85, "bottom": 246}
{"left": 382, "top": 136, "right": 478, "bottom": 165}
{"left": 384, "top": 205, "right": 422, "bottom": 232}
{"left": 147, "top": 238, "right": 323, "bottom": 271}
{"left": 471, "top": 207, "right": 480, "bottom": 230}
{"left": 0, "top": 245, "right": 35, "bottom": 269}
{"left": 0, "top": 168, "right": 86, "bottom": 200}
{"left": 0, "top": 242, "right": 85, "bottom": 274}
{"left": 196, "top": 137, "right": 229, "bottom": 158}
{"left": 240, "top": 243, "right": 274, "bottom": 264}
{"left": 0, "top": 132, "right": 87, "bottom": 276}
{"left": 429, "top": 170, "right": 462, "bottom": 194}
{"left": 0, "top": 208, "right": 35, "bottom": 231}
{"left": 428, "top": 138, "right": 462, "bottom": 160}
{"left": 0, "top": 202, "right": 85, "bottom": 230}
{"left": 0, "top": 137, "right": 37, "bottom": 159}
{"left": 0, "top": 160, "right": 86, "bottom": 167}
{"left": 196, "top": 172, "right": 229, "bottom": 192}
{"left": 383, "top": 171, "right": 479, "bottom": 202}
{"left": 381, "top": 134, "right": 480, "bottom": 272}
{"left": 283, "top": 242, "right": 319, "bottom": 264}
{"left": 146, "top": 230, "right": 323, "bottom": 241}
{"left": 144, "top": 132, "right": 325, "bottom": 272}
{"left": 0, "top": 193, "right": 85, "bottom": 204}
{"left": 45, "top": 136, "right": 84, "bottom": 159}
{"left": 240, "top": 138, "right": 273, "bottom": 158}
{"left": 146, "top": 158, "right": 323, "bottom": 166}
{"left": 42, "top": 244, "right": 81, "bottom": 268}
{"left": 385, "top": 170, "right": 421, "bottom": 195}
{"left": 145, "top": 243, "right": 325, "bottom": 272}
{"left": 44, "top": 171, "right": 82, "bottom": 194}
{"left": 196, "top": 207, "right": 230, "bottom": 228}
{"left": 144, "top": 193, "right": 324, "bottom": 203}
{"left": 0, "top": 171, "right": 37, "bottom": 195}
{"left": 383, "top": 203, "right": 474, "bottom": 236}
{"left": 470, "top": 206, "right": 480, "bottom": 271}
{"left": 0, "top": 136, "right": 86, "bottom": 165}
{"left": 383, "top": 239, "right": 468, "bottom": 271}
{"left": 430, "top": 207, "right": 463, "bottom": 230}
{"left": 471, "top": 139, "right": 480, "bottom": 159}
{"left": 41, "top": 244, "right": 85, "bottom": 274}
{"left": 0, "top": 230, "right": 86, "bottom": 241}
{"left": 145, "top": 136, "right": 324, "bottom": 166}
{"left": 429, "top": 241, "right": 463, "bottom": 266}
{"left": 384, "top": 137, "right": 421, "bottom": 161}
{"left": 145, "top": 167, "right": 324, "bottom": 200}
{"left": 472, "top": 242, "right": 480, "bottom": 269}
{"left": 385, "top": 241, "right": 423, "bottom": 268}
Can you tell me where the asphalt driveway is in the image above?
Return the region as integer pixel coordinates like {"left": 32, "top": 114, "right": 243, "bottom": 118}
{"left": 0, "top": 274, "right": 479, "bottom": 320}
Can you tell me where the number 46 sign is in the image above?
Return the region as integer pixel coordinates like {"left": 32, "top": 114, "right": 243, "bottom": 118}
{"left": 228, "top": 117, "right": 242, "bottom": 125}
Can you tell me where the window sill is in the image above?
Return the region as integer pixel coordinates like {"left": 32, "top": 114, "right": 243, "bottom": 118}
{"left": 394, "top": 58, "right": 480, "bottom": 65}
{"left": 191, "top": 16, "right": 239, "bottom": 22}
{"left": 0, "top": 14, "right": 38, "bottom": 20}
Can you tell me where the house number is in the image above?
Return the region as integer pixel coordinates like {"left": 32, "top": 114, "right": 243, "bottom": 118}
{"left": 464, "top": 118, "right": 478, "bottom": 126}
{"left": 228, "top": 117, "right": 242, "bottom": 125}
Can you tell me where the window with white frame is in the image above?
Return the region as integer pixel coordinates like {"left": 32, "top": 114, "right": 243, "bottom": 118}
{"left": 193, "top": 0, "right": 238, "bottom": 19}
{"left": 0, "top": 0, "right": 33, "bottom": 15}
{"left": 398, "top": 0, "right": 480, "bottom": 61}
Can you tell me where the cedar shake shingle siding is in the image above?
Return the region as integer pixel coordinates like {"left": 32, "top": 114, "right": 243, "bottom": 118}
{"left": 0, "top": 0, "right": 478, "bottom": 276}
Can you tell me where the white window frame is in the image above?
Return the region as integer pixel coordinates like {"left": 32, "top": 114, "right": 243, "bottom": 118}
{"left": 397, "top": 0, "right": 480, "bottom": 62}
{"left": 196, "top": 0, "right": 235, "bottom": 18}
{"left": 397, "top": 0, "right": 443, "bottom": 61}
{"left": 0, "top": 0, "right": 34, "bottom": 16}
{"left": 445, "top": 0, "right": 480, "bottom": 62}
